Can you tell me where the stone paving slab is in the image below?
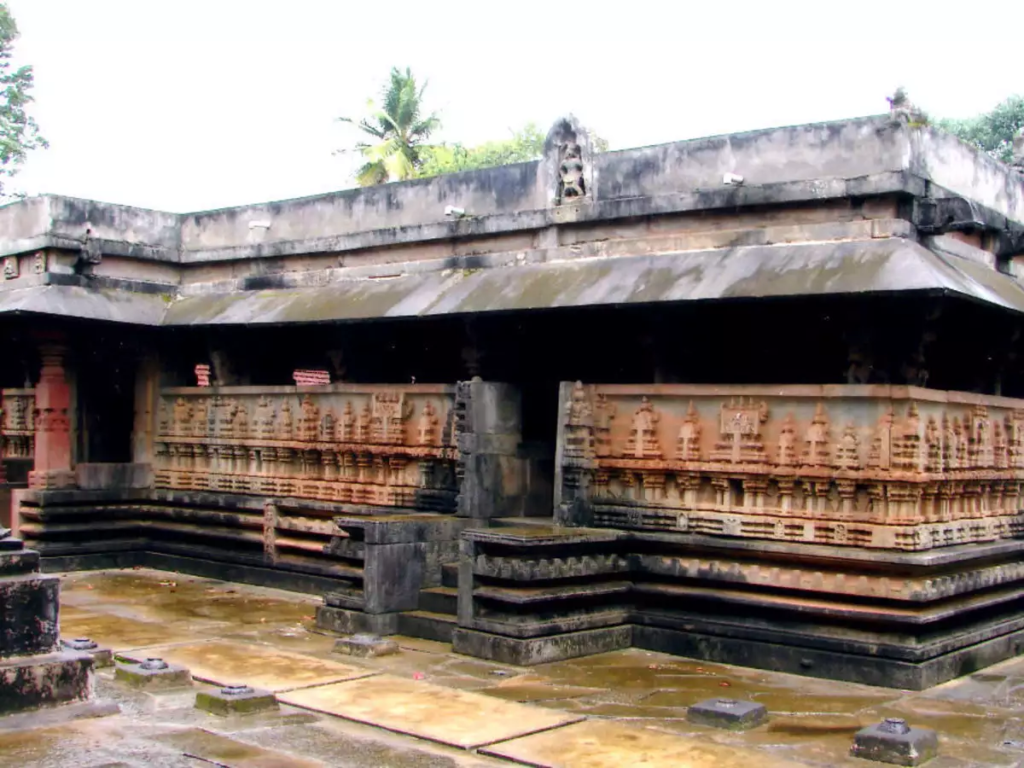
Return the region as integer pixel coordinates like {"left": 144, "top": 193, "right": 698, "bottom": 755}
{"left": 119, "top": 640, "right": 375, "bottom": 692}
{"left": 153, "top": 727, "right": 325, "bottom": 767}
{"left": 479, "top": 719, "right": 803, "bottom": 768}
{"left": 279, "top": 674, "right": 583, "bottom": 749}
{"left": 59, "top": 611, "right": 212, "bottom": 650}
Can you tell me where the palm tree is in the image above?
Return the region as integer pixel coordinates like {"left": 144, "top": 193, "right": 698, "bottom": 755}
{"left": 338, "top": 67, "right": 441, "bottom": 186}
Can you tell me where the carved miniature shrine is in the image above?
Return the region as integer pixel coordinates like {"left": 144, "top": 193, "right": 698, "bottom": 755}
{"left": 3, "top": 113, "right": 1024, "bottom": 690}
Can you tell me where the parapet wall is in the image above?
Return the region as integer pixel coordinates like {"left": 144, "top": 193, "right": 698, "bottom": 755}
{"left": 556, "top": 383, "right": 1024, "bottom": 551}
{"left": 2, "top": 115, "right": 1022, "bottom": 266}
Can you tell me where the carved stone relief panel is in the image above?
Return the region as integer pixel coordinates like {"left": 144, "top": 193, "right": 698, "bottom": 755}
{"left": 557, "top": 382, "right": 1024, "bottom": 551}
{"left": 153, "top": 385, "right": 458, "bottom": 512}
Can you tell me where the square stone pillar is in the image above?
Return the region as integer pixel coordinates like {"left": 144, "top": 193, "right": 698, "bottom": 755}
{"left": 28, "top": 342, "right": 75, "bottom": 490}
{"left": 456, "top": 380, "right": 527, "bottom": 519}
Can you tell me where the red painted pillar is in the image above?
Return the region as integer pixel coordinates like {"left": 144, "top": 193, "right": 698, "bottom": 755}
{"left": 28, "top": 341, "right": 75, "bottom": 490}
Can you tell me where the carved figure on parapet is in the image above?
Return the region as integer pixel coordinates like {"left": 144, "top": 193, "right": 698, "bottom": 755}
{"left": 777, "top": 415, "right": 797, "bottom": 466}
{"left": 835, "top": 424, "right": 861, "bottom": 470}
{"left": 277, "top": 400, "right": 293, "bottom": 440}
{"left": 358, "top": 401, "right": 372, "bottom": 443}
{"left": 558, "top": 142, "right": 586, "bottom": 201}
{"left": 712, "top": 398, "right": 768, "bottom": 464}
{"left": 371, "top": 392, "right": 411, "bottom": 445}
{"left": 892, "top": 404, "right": 923, "bottom": 471}
{"left": 299, "top": 395, "right": 319, "bottom": 442}
{"left": 545, "top": 116, "right": 593, "bottom": 207}
{"left": 418, "top": 402, "right": 439, "bottom": 446}
{"left": 625, "top": 397, "right": 661, "bottom": 459}
{"left": 802, "top": 403, "right": 831, "bottom": 467}
{"left": 593, "top": 394, "right": 616, "bottom": 458}
{"left": 339, "top": 402, "right": 356, "bottom": 442}
{"left": 676, "top": 402, "right": 701, "bottom": 462}
{"left": 968, "top": 405, "right": 994, "bottom": 468}
{"left": 887, "top": 87, "right": 928, "bottom": 127}
{"left": 563, "top": 382, "right": 594, "bottom": 461}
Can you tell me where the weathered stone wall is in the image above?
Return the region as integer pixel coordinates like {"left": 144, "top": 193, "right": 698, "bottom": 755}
{"left": 556, "top": 383, "right": 1024, "bottom": 551}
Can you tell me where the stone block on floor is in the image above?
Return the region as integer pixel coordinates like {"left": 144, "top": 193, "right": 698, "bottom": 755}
{"left": 687, "top": 697, "right": 768, "bottom": 730}
{"left": 114, "top": 658, "right": 192, "bottom": 690}
{"left": 195, "top": 684, "right": 279, "bottom": 716}
{"left": 61, "top": 637, "right": 113, "bottom": 668}
{"left": 333, "top": 634, "right": 400, "bottom": 658}
{"left": 850, "top": 717, "right": 938, "bottom": 766}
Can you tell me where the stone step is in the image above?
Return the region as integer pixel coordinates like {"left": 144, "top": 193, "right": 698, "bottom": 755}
{"left": 490, "top": 517, "right": 557, "bottom": 529}
{"left": 398, "top": 610, "right": 457, "bottom": 643}
{"left": 441, "top": 562, "right": 459, "bottom": 588}
{"left": 418, "top": 586, "right": 457, "bottom": 615}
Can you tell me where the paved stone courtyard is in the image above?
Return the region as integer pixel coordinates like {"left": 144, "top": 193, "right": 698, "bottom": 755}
{"left": 3, "top": 569, "right": 1024, "bottom": 767}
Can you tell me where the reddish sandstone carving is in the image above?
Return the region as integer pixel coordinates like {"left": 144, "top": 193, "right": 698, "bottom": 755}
{"left": 154, "top": 385, "right": 458, "bottom": 510}
{"left": 28, "top": 345, "right": 74, "bottom": 490}
{"left": 557, "top": 382, "right": 1024, "bottom": 551}
{"left": 0, "top": 389, "right": 36, "bottom": 463}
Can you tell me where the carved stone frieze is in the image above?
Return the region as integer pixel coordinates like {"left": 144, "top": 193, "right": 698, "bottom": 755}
{"left": 0, "top": 389, "right": 36, "bottom": 461}
{"left": 153, "top": 385, "right": 458, "bottom": 510}
{"left": 558, "top": 382, "right": 1024, "bottom": 551}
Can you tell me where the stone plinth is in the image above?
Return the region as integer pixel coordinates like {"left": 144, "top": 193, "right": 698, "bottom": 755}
{"left": 851, "top": 718, "right": 938, "bottom": 766}
{"left": 0, "top": 531, "right": 93, "bottom": 716}
{"left": 333, "top": 634, "right": 399, "bottom": 658}
{"left": 195, "top": 685, "right": 278, "bottom": 716}
{"left": 62, "top": 637, "right": 114, "bottom": 668}
{"left": 114, "top": 658, "right": 192, "bottom": 690}
{"left": 687, "top": 698, "right": 768, "bottom": 730}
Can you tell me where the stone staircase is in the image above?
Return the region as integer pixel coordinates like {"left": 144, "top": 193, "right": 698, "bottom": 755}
{"left": 397, "top": 517, "right": 553, "bottom": 643}
{"left": 398, "top": 562, "right": 460, "bottom": 642}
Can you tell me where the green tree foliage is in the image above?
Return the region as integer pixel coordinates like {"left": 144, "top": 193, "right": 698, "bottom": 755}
{"left": 417, "top": 123, "right": 610, "bottom": 178}
{"left": 0, "top": 3, "right": 46, "bottom": 199}
{"left": 338, "top": 67, "right": 441, "bottom": 186}
{"left": 937, "top": 95, "right": 1024, "bottom": 164}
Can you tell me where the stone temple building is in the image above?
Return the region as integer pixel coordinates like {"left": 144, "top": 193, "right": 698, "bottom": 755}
{"left": 2, "top": 113, "right": 1024, "bottom": 691}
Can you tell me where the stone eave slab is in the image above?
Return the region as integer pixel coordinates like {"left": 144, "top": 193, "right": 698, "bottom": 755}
{"left": 161, "top": 237, "right": 1023, "bottom": 326}
{"left": 6, "top": 237, "right": 1024, "bottom": 326}
{"left": 0, "top": 284, "right": 170, "bottom": 325}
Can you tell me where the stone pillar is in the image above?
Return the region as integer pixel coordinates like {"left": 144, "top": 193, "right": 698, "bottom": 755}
{"left": 456, "top": 379, "right": 528, "bottom": 519}
{"left": 28, "top": 341, "right": 75, "bottom": 490}
{"left": 132, "top": 354, "right": 160, "bottom": 465}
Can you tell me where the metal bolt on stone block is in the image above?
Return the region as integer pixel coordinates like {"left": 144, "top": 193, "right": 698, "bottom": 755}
{"left": 850, "top": 717, "right": 938, "bottom": 766}
{"left": 686, "top": 697, "right": 768, "bottom": 730}
{"left": 333, "top": 633, "right": 400, "bottom": 658}
{"left": 195, "top": 684, "right": 279, "bottom": 716}
{"left": 221, "top": 685, "right": 255, "bottom": 696}
{"left": 114, "top": 657, "right": 192, "bottom": 690}
{"left": 61, "top": 637, "right": 114, "bottom": 668}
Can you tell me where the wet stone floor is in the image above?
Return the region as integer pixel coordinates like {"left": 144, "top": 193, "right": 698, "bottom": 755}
{"left": 2, "top": 569, "right": 1024, "bottom": 767}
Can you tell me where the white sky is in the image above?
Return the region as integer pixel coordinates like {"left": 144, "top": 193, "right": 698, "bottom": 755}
{"left": 7, "top": 0, "right": 1023, "bottom": 212}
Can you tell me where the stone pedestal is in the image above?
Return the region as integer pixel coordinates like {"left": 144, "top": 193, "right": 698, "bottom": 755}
{"left": 0, "top": 531, "right": 92, "bottom": 716}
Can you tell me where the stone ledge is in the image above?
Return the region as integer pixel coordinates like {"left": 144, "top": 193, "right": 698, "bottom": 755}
{"left": 452, "top": 625, "right": 632, "bottom": 666}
